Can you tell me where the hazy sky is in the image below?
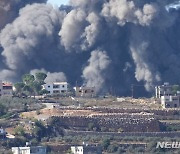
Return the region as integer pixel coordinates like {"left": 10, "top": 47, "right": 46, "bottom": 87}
{"left": 47, "top": 0, "right": 69, "bottom": 6}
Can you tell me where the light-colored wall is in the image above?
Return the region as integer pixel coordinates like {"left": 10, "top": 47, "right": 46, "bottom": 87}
{"left": 12, "top": 146, "right": 46, "bottom": 154}
{"left": 0, "top": 81, "right": 13, "bottom": 97}
{"left": 74, "top": 87, "right": 95, "bottom": 97}
{"left": 43, "top": 82, "right": 68, "bottom": 95}
{"left": 161, "top": 96, "right": 180, "bottom": 108}
{"left": 71, "top": 146, "right": 83, "bottom": 154}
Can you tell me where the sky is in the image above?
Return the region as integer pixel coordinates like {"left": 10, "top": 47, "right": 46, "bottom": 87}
{"left": 47, "top": 0, "right": 69, "bottom": 6}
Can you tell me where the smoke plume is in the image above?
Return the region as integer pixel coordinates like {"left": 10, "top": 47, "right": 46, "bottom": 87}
{"left": 0, "top": 0, "right": 180, "bottom": 96}
{"left": 82, "top": 50, "right": 110, "bottom": 92}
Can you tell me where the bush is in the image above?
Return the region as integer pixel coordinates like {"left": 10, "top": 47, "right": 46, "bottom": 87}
{"left": 14, "top": 126, "right": 25, "bottom": 137}
{"left": 102, "top": 138, "right": 110, "bottom": 150}
{"left": 107, "top": 144, "right": 118, "bottom": 153}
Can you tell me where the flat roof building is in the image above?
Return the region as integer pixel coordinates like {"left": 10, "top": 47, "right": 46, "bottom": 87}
{"left": 73, "top": 86, "right": 96, "bottom": 97}
{"left": 42, "top": 82, "right": 68, "bottom": 95}
{"left": 0, "top": 80, "right": 13, "bottom": 97}
{"left": 12, "top": 146, "right": 46, "bottom": 154}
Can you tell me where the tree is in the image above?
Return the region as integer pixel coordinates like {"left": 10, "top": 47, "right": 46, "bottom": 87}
{"left": 172, "top": 85, "right": 180, "bottom": 95}
{"left": 33, "top": 120, "right": 47, "bottom": 141}
{"left": 0, "top": 103, "right": 7, "bottom": 116}
{"left": 35, "top": 72, "right": 47, "bottom": 84}
{"left": 39, "top": 89, "right": 49, "bottom": 95}
{"left": 29, "top": 81, "right": 42, "bottom": 95}
{"left": 23, "top": 85, "right": 33, "bottom": 95}
{"left": 14, "top": 82, "right": 25, "bottom": 95}
{"left": 22, "top": 74, "right": 35, "bottom": 85}
{"left": 14, "top": 126, "right": 25, "bottom": 136}
{"left": 102, "top": 138, "right": 110, "bottom": 150}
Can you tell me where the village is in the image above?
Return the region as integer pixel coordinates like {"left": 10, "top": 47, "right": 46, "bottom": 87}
{"left": 1, "top": 73, "right": 180, "bottom": 154}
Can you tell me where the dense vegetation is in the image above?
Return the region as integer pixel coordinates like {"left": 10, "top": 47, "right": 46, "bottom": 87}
{"left": 14, "top": 72, "right": 48, "bottom": 97}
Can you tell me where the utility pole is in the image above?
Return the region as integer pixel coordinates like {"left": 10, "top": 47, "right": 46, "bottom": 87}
{"left": 131, "top": 84, "right": 145, "bottom": 98}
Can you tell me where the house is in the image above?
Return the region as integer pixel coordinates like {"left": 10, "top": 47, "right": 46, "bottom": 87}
{"left": 155, "top": 82, "right": 172, "bottom": 98}
{"left": 73, "top": 86, "right": 95, "bottom": 97}
{"left": 161, "top": 94, "right": 180, "bottom": 108}
{"left": 0, "top": 80, "right": 13, "bottom": 97}
{"left": 42, "top": 82, "right": 68, "bottom": 95}
{"left": 71, "top": 145, "right": 102, "bottom": 154}
{"left": 0, "top": 128, "right": 6, "bottom": 139}
{"left": 155, "top": 82, "right": 180, "bottom": 108}
{"left": 12, "top": 146, "right": 46, "bottom": 154}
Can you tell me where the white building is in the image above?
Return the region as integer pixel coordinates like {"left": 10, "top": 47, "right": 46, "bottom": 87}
{"left": 155, "top": 82, "right": 172, "bottom": 98}
{"left": 71, "top": 145, "right": 102, "bottom": 154}
{"left": 71, "top": 146, "right": 83, "bottom": 154}
{"left": 12, "top": 146, "right": 46, "bottom": 154}
{"left": 161, "top": 95, "right": 180, "bottom": 108}
{"left": 73, "top": 86, "right": 95, "bottom": 97}
{"left": 42, "top": 82, "right": 68, "bottom": 95}
{"left": 0, "top": 128, "right": 6, "bottom": 139}
{"left": 0, "top": 80, "right": 13, "bottom": 97}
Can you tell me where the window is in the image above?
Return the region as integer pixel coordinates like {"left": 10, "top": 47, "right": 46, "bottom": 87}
{"left": 48, "top": 91, "right": 50, "bottom": 93}
{"left": 79, "top": 90, "right": 82, "bottom": 93}
{"left": 53, "top": 90, "right": 59, "bottom": 93}
{"left": 62, "top": 85, "right": 65, "bottom": 88}
{"left": 61, "top": 90, "right": 65, "bottom": 93}
{"left": 48, "top": 85, "right": 50, "bottom": 88}
{"left": 3, "top": 86, "right": 12, "bottom": 90}
{"left": 174, "top": 104, "right": 177, "bottom": 107}
{"left": 166, "top": 104, "right": 170, "bottom": 107}
{"left": 53, "top": 85, "right": 59, "bottom": 88}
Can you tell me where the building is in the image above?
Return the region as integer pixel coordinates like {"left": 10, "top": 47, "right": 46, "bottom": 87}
{"left": 71, "top": 145, "right": 102, "bottom": 154}
{"left": 0, "top": 80, "right": 13, "bottom": 97}
{"left": 12, "top": 146, "right": 46, "bottom": 154}
{"left": 0, "top": 128, "right": 6, "bottom": 139}
{"left": 161, "top": 95, "right": 180, "bottom": 108}
{"left": 73, "top": 86, "right": 95, "bottom": 97}
{"left": 155, "top": 82, "right": 172, "bottom": 98}
{"left": 42, "top": 82, "right": 68, "bottom": 95}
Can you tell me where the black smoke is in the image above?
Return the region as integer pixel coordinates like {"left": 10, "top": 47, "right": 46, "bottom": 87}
{"left": 0, "top": 0, "right": 180, "bottom": 97}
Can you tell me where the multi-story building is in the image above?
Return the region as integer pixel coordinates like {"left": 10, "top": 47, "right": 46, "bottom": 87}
{"left": 0, "top": 80, "right": 13, "bottom": 97}
{"left": 155, "top": 82, "right": 172, "bottom": 98}
{"left": 12, "top": 146, "right": 46, "bottom": 154}
{"left": 42, "top": 82, "right": 68, "bottom": 95}
{"left": 73, "top": 86, "right": 95, "bottom": 97}
{"left": 161, "top": 95, "right": 180, "bottom": 108}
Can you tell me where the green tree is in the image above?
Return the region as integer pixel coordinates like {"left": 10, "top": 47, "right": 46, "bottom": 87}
{"left": 0, "top": 103, "right": 7, "bottom": 116}
{"left": 35, "top": 72, "right": 47, "bottom": 84}
{"left": 23, "top": 85, "right": 33, "bottom": 95}
{"left": 14, "top": 82, "right": 25, "bottom": 94}
{"left": 172, "top": 85, "right": 180, "bottom": 95}
{"left": 39, "top": 89, "right": 49, "bottom": 95}
{"left": 22, "top": 74, "right": 35, "bottom": 85}
{"left": 14, "top": 126, "right": 25, "bottom": 136}
{"left": 102, "top": 138, "right": 110, "bottom": 150}
{"left": 33, "top": 120, "right": 47, "bottom": 141}
{"left": 29, "top": 81, "right": 42, "bottom": 95}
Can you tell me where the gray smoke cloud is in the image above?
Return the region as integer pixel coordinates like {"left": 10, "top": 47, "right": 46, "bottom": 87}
{"left": 0, "top": 0, "right": 47, "bottom": 30}
{"left": 0, "top": 0, "right": 180, "bottom": 96}
{"left": 0, "top": 3, "right": 65, "bottom": 79}
{"left": 59, "top": 9, "right": 86, "bottom": 51}
{"left": 82, "top": 50, "right": 110, "bottom": 92}
{"left": 101, "top": 0, "right": 158, "bottom": 26}
{"left": 30, "top": 69, "right": 67, "bottom": 83}
{"left": 45, "top": 72, "right": 67, "bottom": 83}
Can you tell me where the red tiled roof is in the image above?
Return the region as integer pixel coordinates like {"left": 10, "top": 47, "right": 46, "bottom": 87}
{"left": 2, "top": 83, "right": 12, "bottom": 87}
